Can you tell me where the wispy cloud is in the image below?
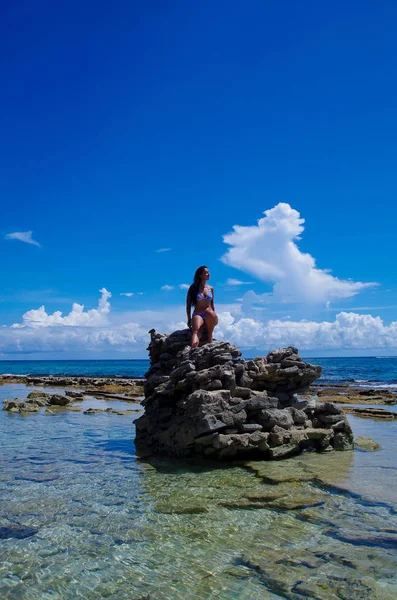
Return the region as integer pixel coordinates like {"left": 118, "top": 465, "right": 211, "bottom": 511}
{"left": 5, "top": 231, "right": 41, "bottom": 247}
{"left": 327, "top": 305, "right": 397, "bottom": 311}
{"left": 179, "top": 283, "right": 190, "bottom": 289}
{"left": 1, "top": 290, "right": 74, "bottom": 304}
{"left": 120, "top": 292, "right": 134, "bottom": 297}
{"left": 156, "top": 248, "right": 171, "bottom": 253}
{"left": 226, "top": 278, "right": 254, "bottom": 286}
{"left": 161, "top": 285, "right": 174, "bottom": 291}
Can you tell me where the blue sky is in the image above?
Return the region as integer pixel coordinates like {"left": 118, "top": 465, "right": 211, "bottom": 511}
{"left": 1, "top": 0, "right": 397, "bottom": 358}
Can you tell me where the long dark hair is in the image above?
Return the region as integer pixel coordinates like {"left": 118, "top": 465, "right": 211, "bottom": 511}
{"left": 189, "top": 265, "right": 208, "bottom": 307}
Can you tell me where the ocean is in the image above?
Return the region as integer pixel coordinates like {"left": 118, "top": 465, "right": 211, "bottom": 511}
{"left": 1, "top": 357, "right": 397, "bottom": 598}
{"left": 2, "top": 356, "right": 397, "bottom": 388}
{"left": 0, "top": 359, "right": 151, "bottom": 379}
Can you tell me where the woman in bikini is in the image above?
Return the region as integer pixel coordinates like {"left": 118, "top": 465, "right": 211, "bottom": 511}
{"left": 186, "top": 265, "right": 218, "bottom": 348}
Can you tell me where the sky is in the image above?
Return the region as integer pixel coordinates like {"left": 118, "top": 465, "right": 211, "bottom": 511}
{"left": 2, "top": 0, "right": 397, "bottom": 359}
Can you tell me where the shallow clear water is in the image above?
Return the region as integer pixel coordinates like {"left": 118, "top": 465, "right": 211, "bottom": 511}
{"left": 1, "top": 384, "right": 397, "bottom": 599}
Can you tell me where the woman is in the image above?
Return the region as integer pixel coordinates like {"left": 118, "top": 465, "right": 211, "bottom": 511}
{"left": 186, "top": 266, "right": 218, "bottom": 347}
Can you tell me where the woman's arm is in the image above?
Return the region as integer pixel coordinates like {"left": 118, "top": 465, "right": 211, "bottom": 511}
{"left": 186, "top": 289, "right": 192, "bottom": 327}
{"left": 211, "top": 287, "right": 215, "bottom": 311}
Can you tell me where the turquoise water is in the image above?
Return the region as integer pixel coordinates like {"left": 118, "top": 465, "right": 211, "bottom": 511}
{"left": 1, "top": 383, "right": 397, "bottom": 599}
{"left": 2, "top": 357, "right": 397, "bottom": 388}
{"left": 0, "top": 359, "right": 150, "bottom": 378}
{"left": 312, "top": 356, "right": 397, "bottom": 388}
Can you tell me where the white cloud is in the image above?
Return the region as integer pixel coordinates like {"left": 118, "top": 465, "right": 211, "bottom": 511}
{"left": 3, "top": 289, "right": 397, "bottom": 355}
{"left": 221, "top": 203, "right": 376, "bottom": 303}
{"left": 0, "top": 321, "right": 149, "bottom": 354}
{"left": 156, "top": 248, "right": 171, "bottom": 253}
{"left": 0, "top": 289, "right": 149, "bottom": 354}
{"left": 215, "top": 311, "right": 397, "bottom": 351}
{"left": 179, "top": 283, "right": 190, "bottom": 289}
{"left": 5, "top": 231, "right": 41, "bottom": 247}
{"left": 226, "top": 278, "right": 255, "bottom": 286}
{"left": 120, "top": 292, "right": 134, "bottom": 297}
{"left": 161, "top": 285, "right": 174, "bottom": 291}
{"left": 4, "top": 281, "right": 397, "bottom": 359}
{"left": 16, "top": 288, "right": 111, "bottom": 328}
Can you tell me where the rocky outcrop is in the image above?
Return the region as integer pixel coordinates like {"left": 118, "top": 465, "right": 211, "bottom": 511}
{"left": 3, "top": 391, "right": 74, "bottom": 413}
{"left": 354, "top": 436, "right": 381, "bottom": 451}
{"left": 3, "top": 388, "right": 143, "bottom": 416}
{"left": 134, "top": 329, "right": 354, "bottom": 459}
{"left": 0, "top": 374, "right": 144, "bottom": 390}
{"left": 313, "top": 386, "right": 396, "bottom": 405}
{"left": 3, "top": 399, "right": 41, "bottom": 413}
{"left": 344, "top": 407, "right": 397, "bottom": 420}
{"left": 3, "top": 390, "right": 81, "bottom": 413}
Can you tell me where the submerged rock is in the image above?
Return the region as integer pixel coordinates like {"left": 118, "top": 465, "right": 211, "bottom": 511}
{"left": 3, "top": 390, "right": 77, "bottom": 414}
{"left": 135, "top": 329, "right": 354, "bottom": 459}
{"left": 27, "top": 390, "right": 51, "bottom": 401}
{"left": 354, "top": 436, "right": 382, "bottom": 451}
{"left": 3, "top": 399, "right": 23, "bottom": 412}
{"left": 315, "top": 387, "right": 397, "bottom": 405}
{"left": 64, "top": 390, "right": 85, "bottom": 399}
{"left": 48, "top": 394, "right": 73, "bottom": 406}
{"left": 344, "top": 407, "right": 397, "bottom": 420}
{"left": 25, "top": 396, "right": 47, "bottom": 407}
{"left": 0, "top": 524, "right": 38, "bottom": 539}
{"left": 24, "top": 374, "right": 144, "bottom": 389}
{"left": 83, "top": 407, "right": 136, "bottom": 416}
{"left": 3, "top": 399, "right": 41, "bottom": 413}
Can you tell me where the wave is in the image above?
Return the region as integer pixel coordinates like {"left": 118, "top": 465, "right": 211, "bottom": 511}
{"left": 356, "top": 383, "right": 397, "bottom": 390}
{"left": 352, "top": 380, "right": 397, "bottom": 390}
{"left": 319, "top": 377, "right": 397, "bottom": 390}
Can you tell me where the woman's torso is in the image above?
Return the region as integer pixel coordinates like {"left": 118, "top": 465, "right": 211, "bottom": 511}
{"left": 193, "top": 286, "right": 213, "bottom": 312}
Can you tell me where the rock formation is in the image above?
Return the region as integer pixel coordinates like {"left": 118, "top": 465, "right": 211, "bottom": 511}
{"left": 3, "top": 391, "right": 76, "bottom": 413}
{"left": 134, "top": 329, "right": 354, "bottom": 459}
{"left": 0, "top": 374, "right": 144, "bottom": 390}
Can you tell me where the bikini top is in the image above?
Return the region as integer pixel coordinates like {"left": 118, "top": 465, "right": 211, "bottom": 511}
{"left": 197, "top": 288, "right": 213, "bottom": 301}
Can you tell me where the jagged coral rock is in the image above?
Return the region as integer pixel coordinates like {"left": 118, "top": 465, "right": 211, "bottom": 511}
{"left": 134, "top": 329, "right": 353, "bottom": 459}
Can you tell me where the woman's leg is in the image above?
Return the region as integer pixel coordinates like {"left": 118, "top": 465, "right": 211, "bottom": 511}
{"left": 191, "top": 314, "right": 205, "bottom": 348}
{"left": 204, "top": 309, "right": 218, "bottom": 343}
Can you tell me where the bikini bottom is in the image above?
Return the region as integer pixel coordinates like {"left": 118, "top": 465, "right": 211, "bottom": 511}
{"left": 192, "top": 311, "right": 207, "bottom": 320}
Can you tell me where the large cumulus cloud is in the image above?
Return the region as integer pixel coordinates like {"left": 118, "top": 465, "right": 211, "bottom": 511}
{"left": 17, "top": 288, "right": 111, "bottom": 328}
{"left": 221, "top": 203, "right": 376, "bottom": 304}
{"left": 216, "top": 311, "right": 397, "bottom": 350}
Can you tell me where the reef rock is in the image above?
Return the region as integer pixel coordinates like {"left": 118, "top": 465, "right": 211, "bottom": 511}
{"left": 3, "top": 391, "right": 75, "bottom": 413}
{"left": 134, "top": 329, "right": 353, "bottom": 459}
